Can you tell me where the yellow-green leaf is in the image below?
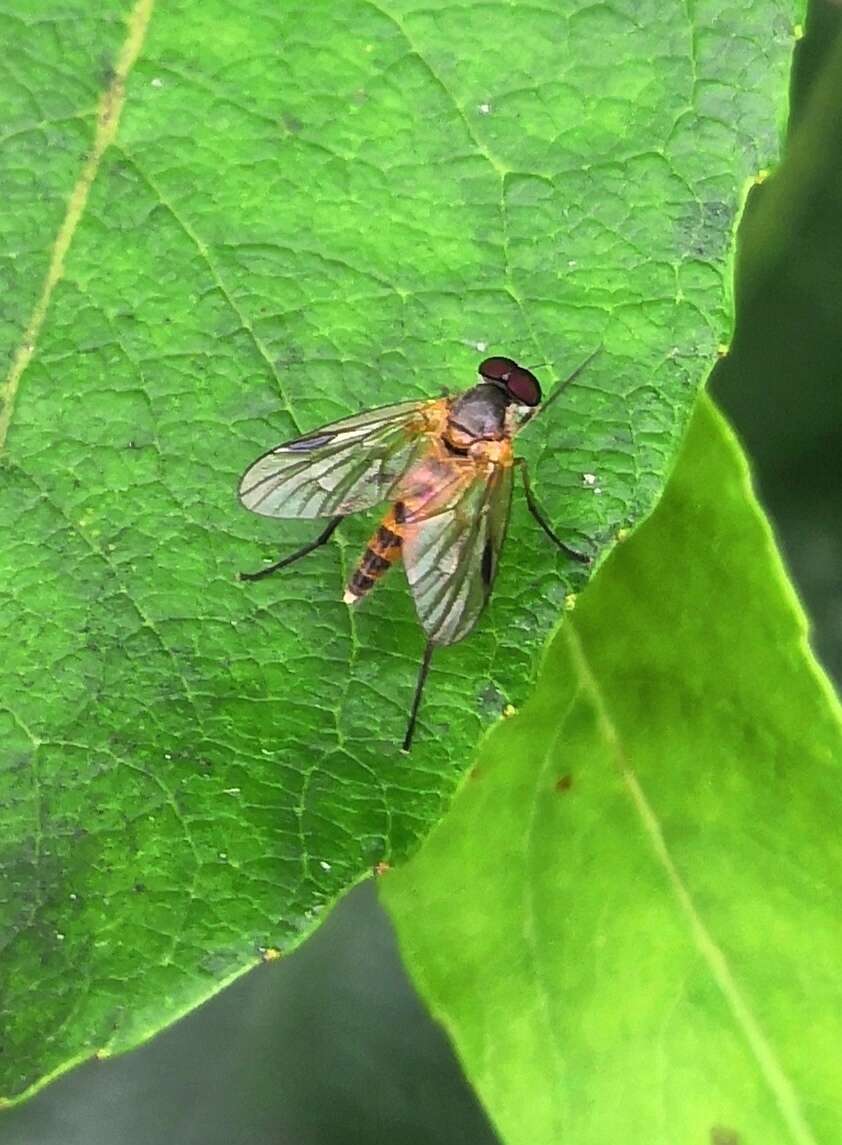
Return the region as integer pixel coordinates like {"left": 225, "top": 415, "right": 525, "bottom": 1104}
{"left": 383, "top": 394, "right": 842, "bottom": 1145}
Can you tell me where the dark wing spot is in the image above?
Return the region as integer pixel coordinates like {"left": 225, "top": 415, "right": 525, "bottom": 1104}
{"left": 481, "top": 540, "right": 494, "bottom": 587}
{"left": 394, "top": 500, "right": 407, "bottom": 523}
{"left": 284, "top": 432, "right": 335, "bottom": 452}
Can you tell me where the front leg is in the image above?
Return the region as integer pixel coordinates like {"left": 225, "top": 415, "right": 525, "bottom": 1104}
{"left": 514, "top": 458, "right": 591, "bottom": 564}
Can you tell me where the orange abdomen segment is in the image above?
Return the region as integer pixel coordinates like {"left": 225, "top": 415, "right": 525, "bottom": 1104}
{"left": 343, "top": 513, "right": 403, "bottom": 604}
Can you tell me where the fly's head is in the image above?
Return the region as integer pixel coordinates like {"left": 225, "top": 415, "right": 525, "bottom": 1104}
{"left": 477, "top": 357, "right": 542, "bottom": 409}
{"left": 449, "top": 357, "right": 543, "bottom": 441}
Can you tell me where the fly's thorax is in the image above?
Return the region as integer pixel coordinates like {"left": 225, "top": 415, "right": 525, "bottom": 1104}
{"left": 391, "top": 452, "right": 475, "bottom": 522}
{"left": 468, "top": 437, "right": 514, "bottom": 467}
{"left": 448, "top": 383, "right": 509, "bottom": 441}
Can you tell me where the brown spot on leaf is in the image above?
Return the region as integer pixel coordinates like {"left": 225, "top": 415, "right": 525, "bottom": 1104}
{"left": 555, "top": 774, "right": 573, "bottom": 792}
{"left": 710, "top": 1126, "right": 740, "bottom": 1145}
{"left": 374, "top": 861, "right": 391, "bottom": 877}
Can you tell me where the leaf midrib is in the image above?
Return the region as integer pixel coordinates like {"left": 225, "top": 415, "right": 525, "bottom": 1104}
{"left": 0, "top": 0, "right": 155, "bottom": 454}
{"left": 563, "top": 577, "right": 817, "bottom": 1145}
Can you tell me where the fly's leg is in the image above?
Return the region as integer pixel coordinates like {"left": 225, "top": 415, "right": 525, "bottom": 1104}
{"left": 514, "top": 459, "right": 591, "bottom": 564}
{"left": 402, "top": 640, "right": 435, "bottom": 752}
{"left": 239, "top": 516, "right": 344, "bottom": 582}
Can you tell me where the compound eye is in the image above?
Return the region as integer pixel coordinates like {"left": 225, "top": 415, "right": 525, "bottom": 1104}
{"left": 478, "top": 356, "right": 518, "bottom": 382}
{"left": 506, "top": 366, "right": 541, "bottom": 406}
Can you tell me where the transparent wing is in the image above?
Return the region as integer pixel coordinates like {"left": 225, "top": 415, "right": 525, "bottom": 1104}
{"left": 402, "top": 462, "right": 514, "bottom": 646}
{"left": 238, "top": 400, "right": 439, "bottom": 519}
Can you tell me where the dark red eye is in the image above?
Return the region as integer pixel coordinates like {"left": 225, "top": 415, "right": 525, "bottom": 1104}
{"left": 506, "top": 366, "right": 541, "bottom": 406}
{"left": 478, "top": 356, "right": 518, "bottom": 381}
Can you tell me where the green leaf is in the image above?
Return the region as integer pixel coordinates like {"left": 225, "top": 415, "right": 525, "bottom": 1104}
{"left": 0, "top": 0, "right": 800, "bottom": 1103}
{"left": 383, "top": 392, "right": 842, "bottom": 1145}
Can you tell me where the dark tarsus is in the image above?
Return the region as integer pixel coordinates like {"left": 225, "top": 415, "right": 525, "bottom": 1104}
{"left": 403, "top": 640, "right": 435, "bottom": 752}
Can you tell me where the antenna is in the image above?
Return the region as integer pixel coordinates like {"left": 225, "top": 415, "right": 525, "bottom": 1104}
{"left": 542, "top": 344, "right": 603, "bottom": 412}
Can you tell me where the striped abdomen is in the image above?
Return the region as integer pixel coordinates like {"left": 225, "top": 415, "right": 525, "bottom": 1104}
{"left": 343, "top": 516, "right": 403, "bottom": 605}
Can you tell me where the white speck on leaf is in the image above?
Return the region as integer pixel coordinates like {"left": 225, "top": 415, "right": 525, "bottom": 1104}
{"left": 475, "top": 340, "right": 488, "bottom": 352}
{"left": 319, "top": 860, "right": 332, "bottom": 871}
{"left": 582, "top": 473, "right": 598, "bottom": 487}
{"left": 151, "top": 77, "right": 163, "bottom": 88}
{"left": 478, "top": 103, "right": 491, "bottom": 115}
